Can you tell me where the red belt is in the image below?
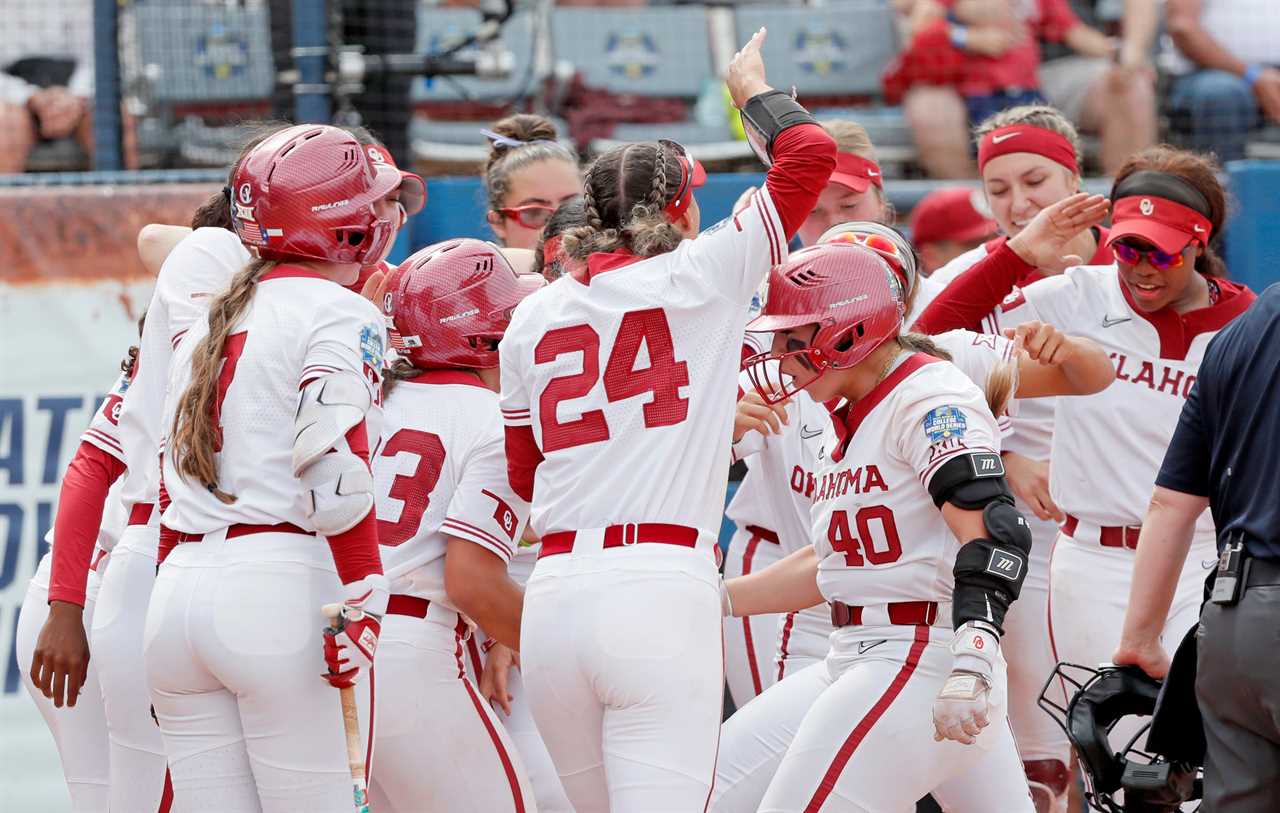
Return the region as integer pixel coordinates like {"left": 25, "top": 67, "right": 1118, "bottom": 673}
{"left": 539, "top": 523, "right": 700, "bottom": 559}
{"left": 174, "top": 522, "right": 312, "bottom": 545}
{"left": 1062, "top": 514, "right": 1141, "bottom": 550}
{"left": 128, "top": 503, "right": 155, "bottom": 526}
{"left": 746, "top": 525, "right": 780, "bottom": 544}
{"left": 830, "top": 600, "right": 939, "bottom": 627}
{"left": 386, "top": 594, "right": 430, "bottom": 618}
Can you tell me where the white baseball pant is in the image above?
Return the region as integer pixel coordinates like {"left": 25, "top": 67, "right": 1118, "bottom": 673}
{"left": 755, "top": 623, "right": 1034, "bottom": 813}
{"left": 15, "top": 552, "right": 111, "bottom": 812}
{"left": 723, "top": 524, "right": 785, "bottom": 708}
{"left": 520, "top": 542, "right": 724, "bottom": 813}
{"left": 142, "top": 531, "right": 372, "bottom": 813}
{"left": 90, "top": 523, "right": 171, "bottom": 812}
{"left": 368, "top": 608, "right": 536, "bottom": 812}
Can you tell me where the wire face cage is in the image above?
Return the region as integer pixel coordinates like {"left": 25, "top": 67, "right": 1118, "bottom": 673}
{"left": 1039, "top": 662, "right": 1202, "bottom": 813}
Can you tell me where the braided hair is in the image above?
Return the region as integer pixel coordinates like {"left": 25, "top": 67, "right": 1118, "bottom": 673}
{"left": 560, "top": 142, "right": 686, "bottom": 262}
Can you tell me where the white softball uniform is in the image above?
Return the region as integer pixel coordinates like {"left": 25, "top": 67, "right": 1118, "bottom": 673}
{"left": 499, "top": 188, "right": 788, "bottom": 813}
{"left": 1000, "top": 267, "right": 1251, "bottom": 743}
{"left": 15, "top": 491, "right": 125, "bottom": 813}
{"left": 94, "top": 227, "right": 249, "bottom": 813}
{"left": 743, "top": 354, "right": 1032, "bottom": 812}
{"left": 145, "top": 267, "right": 384, "bottom": 813}
{"left": 368, "top": 370, "right": 537, "bottom": 813}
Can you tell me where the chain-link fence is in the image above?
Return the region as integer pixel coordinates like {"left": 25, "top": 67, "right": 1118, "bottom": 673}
{"left": 3, "top": 0, "right": 1276, "bottom": 180}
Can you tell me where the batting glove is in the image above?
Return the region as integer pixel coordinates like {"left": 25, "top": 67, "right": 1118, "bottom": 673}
{"left": 322, "top": 574, "right": 389, "bottom": 689}
{"left": 932, "top": 620, "right": 999, "bottom": 744}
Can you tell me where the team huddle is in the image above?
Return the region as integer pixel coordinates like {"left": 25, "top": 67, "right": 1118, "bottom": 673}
{"left": 15, "top": 29, "right": 1255, "bottom": 813}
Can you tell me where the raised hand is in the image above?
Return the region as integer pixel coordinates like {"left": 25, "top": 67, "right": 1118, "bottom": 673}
{"left": 727, "top": 27, "right": 772, "bottom": 109}
{"left": 1006, "top": 192, "right": 1110, "bottom": 272}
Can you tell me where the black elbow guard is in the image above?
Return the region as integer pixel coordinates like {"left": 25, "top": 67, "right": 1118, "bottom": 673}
{"left": 951, "top": 501, "right": 1033, "bottom": 633}
{"left": 928, "top": 451, "right": 1012, "bottom": 509}
{"left": 740, "top": 90, "right": 818, "bottom": 166}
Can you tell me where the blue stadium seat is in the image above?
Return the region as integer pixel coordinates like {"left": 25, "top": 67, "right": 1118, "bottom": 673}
{"left": 550, "top": 7, "right": 713, "bottom": 99}
{"left": 133, "top": 3, "right": 274, "bottom": 103}
{"left": 733, "top": 2, "right": 900, "bottom": 98}
{"left": 412, "top": 9, "right": 539, "bottom": 104}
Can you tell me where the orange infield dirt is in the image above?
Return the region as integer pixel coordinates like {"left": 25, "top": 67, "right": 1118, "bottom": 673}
{"left": 0, "top": 184, "right": 218, "bottom": 285}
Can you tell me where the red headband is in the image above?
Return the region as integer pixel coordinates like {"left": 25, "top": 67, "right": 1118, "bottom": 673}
{"left": 541, "top": 234, "right": 563, "bottom": 270}
{"left": 661, "top": 142, "right": 707, "bottom": 223}
{"left": 829, "top": 152, "right": 883, "bottom": 192}
{"left": 1107, "top": 196, "right": 1213, "bottom": 255}
{"left": 977, "top": 125, "right": 1078, "bottom": 175}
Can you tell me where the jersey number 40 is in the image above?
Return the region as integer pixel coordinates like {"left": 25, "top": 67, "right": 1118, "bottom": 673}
{"left": 534, "top": 308, "right": 690, "bottom": 452}
{"left": 827, "top": 506, "right": 903, "bottom": 566}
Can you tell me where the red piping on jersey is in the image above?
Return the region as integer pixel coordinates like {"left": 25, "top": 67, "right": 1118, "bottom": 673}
{"left": 1116, "top": 272, "right": 1254, "bottom": 361}
{"left": 259, "top": 265, "right": 330, "bottom": 283}
{"left": 408, "top": 369, "right": 490, "bottom": 388}
{"left": 913, "top": 228, "right": 1113, "bottom": 334}
{"left": 461, "top": 667, "right": 528, "bottom": 812}
{"left": 739, "top": 528, "right": 768, "bottom": 697}
{"left": 802, "top": 624, "right": 931, "bottom": 813}
{"left": 442, "top": 518, "right": 514, "bottom": 559}
{"left": 831, "top": 354, "right": 939, "bottom": 462}
{"left": 48, "top": 441, "right": 128, "bottom": 607}
{"left": 504, "top": 425, "right": 542, "bottom": 502}
{"left": 776, "top": 611, "right": 797, "bottom": 682}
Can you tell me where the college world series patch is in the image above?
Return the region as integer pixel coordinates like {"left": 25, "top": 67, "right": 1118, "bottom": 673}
{"left": 923, "top": 406, "right": 968, "bottom": 442}
{"left": 360, "top": 324, "right": 384, "bottom": 369}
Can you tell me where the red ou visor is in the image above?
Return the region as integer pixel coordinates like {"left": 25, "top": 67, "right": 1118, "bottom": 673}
{"left": 659, "top": 139, "right": 707, "bottom": 223}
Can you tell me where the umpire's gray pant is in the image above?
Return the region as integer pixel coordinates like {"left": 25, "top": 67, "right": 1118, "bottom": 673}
{"left": 1196, "top": 578, "right": 1280, "bottom": 812}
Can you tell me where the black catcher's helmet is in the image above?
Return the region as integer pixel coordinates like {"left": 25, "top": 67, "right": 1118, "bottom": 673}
{"left": 1039, "top": 663, "right": 1201, "bottom": 812}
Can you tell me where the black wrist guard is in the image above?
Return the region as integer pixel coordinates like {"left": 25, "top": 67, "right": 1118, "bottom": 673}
{"left": 740, "top": 89, "right": 817, "bottom": 167}
{"left": 951, "top": 501, "right": 1032, "bottom": 633}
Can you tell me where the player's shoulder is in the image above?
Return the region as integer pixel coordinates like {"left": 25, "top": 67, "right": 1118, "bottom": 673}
{"left": 890, "top": 356, "right": 990, "bottom": 419}
{"left": 930, "top": 242, "right": 992, "bottom": 289}
{"left": 158, "top": 227, "right": 249, "bottom": 291}
{"left": 934, "top": 328, "right": 1010, "bottom": 360}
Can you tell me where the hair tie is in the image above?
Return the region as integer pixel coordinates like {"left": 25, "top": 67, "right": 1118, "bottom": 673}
{"left": 222, "top": 185, "right": 233, "bottom": 201}
{"left": 481, "top": 129, "right": 556, "bottom": 150}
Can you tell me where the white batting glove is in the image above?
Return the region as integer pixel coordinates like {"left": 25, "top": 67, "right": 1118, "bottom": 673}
{"left": 322, "top": 574, "right": 389, "bottom": 689}
{"left": 933, "top": 621, "right": 999, "bottom": 744}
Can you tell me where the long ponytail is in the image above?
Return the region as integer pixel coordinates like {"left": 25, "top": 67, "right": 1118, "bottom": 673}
{"left": 169, "top": 258, "right": 273, "bottom": 502}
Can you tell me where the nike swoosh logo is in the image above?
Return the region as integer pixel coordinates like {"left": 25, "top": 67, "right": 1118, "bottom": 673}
{"left": 857, "top": 639, "right": 887, "bottom": 655}
{"left": 1201, "top": 559, "right": 1217, "bottom": 570}
{"left": 1194, "top": 225, "right": 1206, "bottom": 233}
{"left": 1101, "top": 315, "right": 1132, "bottom": 328}
{"left": 867, "top": 170, "right": 880, "bottom": 177}
{"left": 992, "top": 132, "right": 1021, "bottom": 144}
{"left": 800, "top": 425, "right": 823, "bottom": 439}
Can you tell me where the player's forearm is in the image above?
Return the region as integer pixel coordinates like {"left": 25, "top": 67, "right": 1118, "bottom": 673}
{"left": 726, "top": 545, "right": 824, "bottom": 617}
{"left": 137, "top": 224, "right": 192, "bottom": 275}
{"left": 914, "top": 244, "right": 1034, "bottom": 334}
{"left": 445, "top": 541, "right": 525, "bottom": 650}
{"left": 1119, "top": 487, "right": 1203, "bottom": 645}
{"left": 49, "top": 442, "right": 127, "bottom": 606}
{"left": 1057, "top": 336, "right": 1116, "bottom": 395}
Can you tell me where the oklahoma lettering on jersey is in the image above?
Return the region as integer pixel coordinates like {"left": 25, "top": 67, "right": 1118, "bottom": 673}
{"left": 373, "top": 371, "right": 528, "bottom": 608}
{"left": 116, "top": 228, "right": 250, "bottom": 518}
{"left": 500, "top": 187, "right": 787, "bottom": 539}
{"left": 1000, "top": 265, "right": 1253, "bottom": 527}
{"left": 811, "top": 354, "right": 1002, "bottom": 607}
{"left": 161, "top": 267, "right": 385, "bottom": 534}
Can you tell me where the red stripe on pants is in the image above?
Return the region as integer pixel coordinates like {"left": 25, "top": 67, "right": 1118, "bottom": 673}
{"left": 777, "top": 611, "right": 797, "bottom": 682}
{"left": 462, "top": 678, "right": 527, "bottom": 813}
{"left": 364, "top": 665, "right": 376, "bottom": 785}
{"left": 157, "top": 769, "right": 173, "bottom": 812}
{"left": 740, "top": 531, "right": 766, "bottom": 696}
{"left": 802, "top": 625, "right": 931, "bottom": 813}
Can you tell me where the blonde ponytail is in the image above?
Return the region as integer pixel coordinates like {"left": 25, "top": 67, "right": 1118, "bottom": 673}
{"left": 897, "top": 332, "right": 1016, "bottom": 418}
{"left": 169, "top": 258, "right": 272, "bottom": 503}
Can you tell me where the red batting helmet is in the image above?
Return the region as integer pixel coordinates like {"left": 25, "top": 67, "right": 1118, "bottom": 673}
{"left": 230, "top": 124, "right": 420, "bottom": 265}
{"left": 385, "top": 239, "right": 545, "bottom": 370}
{"left": 744, "top": 242, "right": 904, "bottom": 404}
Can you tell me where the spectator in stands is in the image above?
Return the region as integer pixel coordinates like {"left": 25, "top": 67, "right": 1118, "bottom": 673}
{"left": 1165, "top": 0, "right": 1280, "bottom": 162}
{"left": 483, "top": 114, "right": 583, "bottom": 251}
{"left": 909, "top": 186, "right": 998, "bottom": 275}
{"left": 795, "top": 120, "right": 892, "bottom": 244}
{"left": 895, "top": 0, "right": 1156, "bottom": 177}
{"left": 0, "top": 1, "right": 93, "bottom": 173}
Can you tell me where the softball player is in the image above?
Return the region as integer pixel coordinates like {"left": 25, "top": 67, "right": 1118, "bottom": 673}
{"left": 713, "top": 228, "right": 1114, "bottom": 813}
{"left": 498, "top": 29, "right": 836, "bottom": 812}
{"left": 483, "top": 113, "right": 583, "bottom": 251}
{"left": 17, "top": 361, "right": 132, "bottom": 813}
{"left": 144, "top": 124, "right": 417, "bottom": 812}
{"left": 367, "top": 238, "right": 542, "bottom": 812}
{"left": 911, "top": 104, "right": 1113, "bottom": 811}
{"left": 1002, "top": 149, "right": 1254, "bottom": 755}
{"left": 722, "top": 241, "right": 1034, "bottom": 812}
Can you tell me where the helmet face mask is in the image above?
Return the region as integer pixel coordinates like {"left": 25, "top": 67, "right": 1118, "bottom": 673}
{"left": 1039, "top": 663, "right": 1202, "bottom": 813}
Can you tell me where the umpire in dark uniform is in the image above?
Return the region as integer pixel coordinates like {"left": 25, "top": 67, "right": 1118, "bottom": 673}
{"left": 1114, "top": 282, "right": 1280, "bottom": 812}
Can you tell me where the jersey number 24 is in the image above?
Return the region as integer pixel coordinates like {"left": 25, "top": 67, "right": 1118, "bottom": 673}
{"left": 534, "top": 308, "right": 690, "bottom": 452}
